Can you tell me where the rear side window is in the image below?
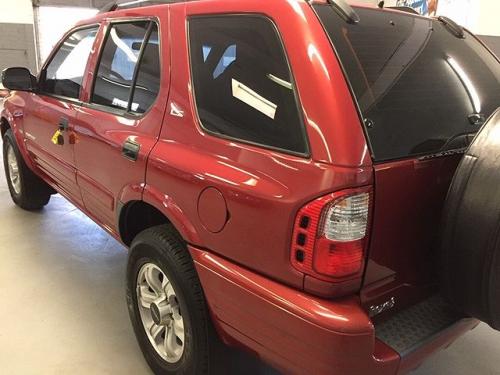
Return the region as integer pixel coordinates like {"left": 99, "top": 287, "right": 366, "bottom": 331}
{"left": 41, "top": 27, "right": 98, "bottom": 99}
{"left": 314, "top": 5, "right": 500, "bottom": 161}
{"left": 92, "top": 21, "right": 160, "bottom": 113}
{"left": 131, "top": 24, "right": 160, "bottom": 114}
{"left": 188, "top": 16, "right": 308, "bottom": 155}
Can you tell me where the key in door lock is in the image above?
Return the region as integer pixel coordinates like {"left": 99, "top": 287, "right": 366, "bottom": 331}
{"left": 51, "top": 117, "right": 69, "bottom": 146}
{"left": 51, "top": 130, "right": 64, "bottom": 146}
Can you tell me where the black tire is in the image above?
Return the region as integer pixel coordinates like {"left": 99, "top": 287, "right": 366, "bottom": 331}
{"left": 2, "top": 129, "right": 53, "bottom": 210}
{"left": 440, "top": 108, "right": 500, "bottom": 330}
{"left": 126, "top": 224, "right": 216, "bottom": 375}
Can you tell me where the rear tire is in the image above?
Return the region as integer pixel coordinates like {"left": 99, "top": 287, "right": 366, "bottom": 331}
{"left": 2, "top": 129, "right": 52, "bottom": 210}
{"left": 126, "top": 224, "right": 217, "bottom": 374}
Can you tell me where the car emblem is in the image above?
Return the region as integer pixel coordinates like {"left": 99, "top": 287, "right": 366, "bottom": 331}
{"left": 170, "top": 102, "right": 184, "bottom": 118}
{"left": 369, "top": 297, "right": 396, "bottom": 317}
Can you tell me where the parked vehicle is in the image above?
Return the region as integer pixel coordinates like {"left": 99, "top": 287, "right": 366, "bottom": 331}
{"left": 1, "top": 0, "right": 499, "bottom": 374}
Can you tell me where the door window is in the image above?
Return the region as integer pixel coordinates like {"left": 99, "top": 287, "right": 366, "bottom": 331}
{"left": 40, "top": 27, "right": 98, "bottom": 100}
{"left": 188, "top": 16, "right": 308, "bottom": 155}
{"left": 131, "top": 24, "right": 160, "bottom": 114}
{"left": 92, "top": 22, "right": 150, "bottom": 111}
{"left": 91, "top": 21, "right": 160, "bottom": 114}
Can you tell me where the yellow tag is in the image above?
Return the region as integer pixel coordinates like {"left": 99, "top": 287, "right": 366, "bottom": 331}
{"left": 51, "top": 130, "right": 62, "bottom": 145}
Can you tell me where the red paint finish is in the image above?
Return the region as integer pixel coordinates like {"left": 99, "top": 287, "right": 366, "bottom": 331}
{"left": 191, "top": 246, "right": 478, "bottom": 375}
{"left": 197, "top": 187, "right": 228, "bottom": 233}
{"left": 23, "top": 95, "right": 83, "bottom": 205}
{"left": 145, "top": 0, "right": 372, "bottom": 293}
{"left": 190, "top": 246, "right": 399, "bottom": 375}
{"left": 73, "top": 12, "right": 171, "bottom": 231}
{"left": 362, "top": 155, "right": 462, "bottom": 313}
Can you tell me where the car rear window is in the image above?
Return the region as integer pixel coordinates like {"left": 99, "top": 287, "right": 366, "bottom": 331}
{"left": 314, "top": 5, "right": 500, "bottom": 161}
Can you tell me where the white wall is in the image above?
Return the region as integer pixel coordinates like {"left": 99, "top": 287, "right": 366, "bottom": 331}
{"left": 0, "top": 0, "right": 34, "bottom": 24}
{"left": 36, "top": 6, "right": 98, "bottom": 63}
{"left": 475, "top": 1, "right": 500, "bottom": 36}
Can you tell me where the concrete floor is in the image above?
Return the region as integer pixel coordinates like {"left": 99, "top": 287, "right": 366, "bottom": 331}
{"left": 0, "top": 149, "right": 499, "bottom": 374}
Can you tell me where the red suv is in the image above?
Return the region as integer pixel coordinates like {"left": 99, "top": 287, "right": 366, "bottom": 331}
{"left": 2, "top": 1, "right": 500, "bottom": 374}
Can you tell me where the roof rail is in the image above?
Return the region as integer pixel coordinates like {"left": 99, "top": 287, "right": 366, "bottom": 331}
{"left": 99, "top": 0, "right": 178, "bottom": 13}
{"left": 386, "top": 6, "right": 419, "bottom": 15}
{"left": 326, "top": 0, "right": 360, "bottom": 24}
{"left": 438, "top": 16, "right": 465, "bottom": 39}
{"left": 99, "top": 1, "right": 117, "bottom": 13}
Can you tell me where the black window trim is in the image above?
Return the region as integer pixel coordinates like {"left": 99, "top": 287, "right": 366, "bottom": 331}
{"left": 37, "top": 23, "right": 102, "bottom": 105}
{"left": 310, "top": 4, "right": 376, "bottom": 161}
{"left": 83, "top": 16, "right": 162, "bottom": 119}
{"left": 187, "top": 13, "right": 311, "bottom": 159}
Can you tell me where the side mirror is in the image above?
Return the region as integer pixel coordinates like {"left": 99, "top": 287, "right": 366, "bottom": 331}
{"left": 1, "top": 67, "right": 36, "bottom": 91}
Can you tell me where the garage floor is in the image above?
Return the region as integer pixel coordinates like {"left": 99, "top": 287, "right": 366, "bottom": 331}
{"left": 0, "top": 151, "right": 499, "bottom": 375}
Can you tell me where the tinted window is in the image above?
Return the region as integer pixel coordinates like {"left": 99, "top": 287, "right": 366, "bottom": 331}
{"left": 92, "top": 22, "right": 149, "bottom": 111}
{"left": 131, "top": 24, "right": 160, "bottom": 114}
{"left": 41, "top": 27, "right": 98, "bottom": 99}
{"left": 314, "top": 5, "right": 500, "bottom": 161}
{"left": 189, "top": 16, "right": 308, "bottom": 154}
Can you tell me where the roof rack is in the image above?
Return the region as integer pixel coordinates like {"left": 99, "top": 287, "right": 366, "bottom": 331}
{"left": 438, "top": 16, "right": 465, "bottom": 39}
{"left": 325, "top": 0, "right": 360, "bottom": 24}
{"left": 99, "top": 0, "right": 179, "bottom": 13}
{"left": 386, "top": 6, "right": 419, "bottom": 15}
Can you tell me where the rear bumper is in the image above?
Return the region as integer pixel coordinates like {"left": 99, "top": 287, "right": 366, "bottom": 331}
{"left": 189, "top": 246, "right": 478, "bottom": 375}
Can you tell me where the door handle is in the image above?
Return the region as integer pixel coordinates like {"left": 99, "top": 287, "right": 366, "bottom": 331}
{"left": 122, "top": 138, "right": 141, "bottom": 161}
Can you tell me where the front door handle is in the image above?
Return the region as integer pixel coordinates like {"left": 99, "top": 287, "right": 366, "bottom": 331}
{"left": 122, "top": 138, "right": 141, "bottom": 161}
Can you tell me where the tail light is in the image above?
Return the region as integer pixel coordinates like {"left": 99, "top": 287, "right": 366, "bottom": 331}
{"left": 291, "top": 187, "right": 372, "bottom": 283}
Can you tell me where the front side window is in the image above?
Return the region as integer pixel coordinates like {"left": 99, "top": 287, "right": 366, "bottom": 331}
{"left": 189, "top": 16, "right": 308, "bottom": 155}
{"left": 92, "top": 21, "right": 157, "bottom": 112}
{"left": 40, "top": 27, "right": 98, "bottom": 99}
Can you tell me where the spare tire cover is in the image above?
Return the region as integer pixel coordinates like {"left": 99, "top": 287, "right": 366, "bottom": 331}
{"left": 440, "top": 108, "right": 500, "bottom": 330}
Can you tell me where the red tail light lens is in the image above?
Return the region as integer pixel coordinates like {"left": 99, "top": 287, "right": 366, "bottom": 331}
{"left": 291, "top": 187, "right": 371, "bottom": 281}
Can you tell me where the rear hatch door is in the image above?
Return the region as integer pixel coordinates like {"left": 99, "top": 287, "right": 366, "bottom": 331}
{"left": 313, "top": 4, "right": 500, "bottom": 316}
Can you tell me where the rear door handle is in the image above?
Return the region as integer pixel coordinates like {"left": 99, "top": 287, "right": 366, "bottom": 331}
{"left": 122, "top": 138, "right": 141, "bottom": 161}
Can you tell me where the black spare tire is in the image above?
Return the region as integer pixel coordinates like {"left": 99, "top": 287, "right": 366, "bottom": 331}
{"left": 440, "top": 108, "right": 500, "bottom": 330}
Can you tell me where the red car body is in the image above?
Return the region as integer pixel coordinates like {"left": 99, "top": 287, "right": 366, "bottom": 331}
{"left": 3, "top": 0, "right": 496, "bottom": 373}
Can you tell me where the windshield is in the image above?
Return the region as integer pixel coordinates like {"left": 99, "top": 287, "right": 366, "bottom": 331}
{"left": 314, "top": 5, "right": 500, "bottom": 161}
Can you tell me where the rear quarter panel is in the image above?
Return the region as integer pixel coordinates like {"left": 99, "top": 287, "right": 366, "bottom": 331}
{"left": 146, "top": 0, "right": 372, "bottom": 288}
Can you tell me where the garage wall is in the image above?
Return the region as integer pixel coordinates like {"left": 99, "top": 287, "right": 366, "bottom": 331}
{"left": 34, "top": 6, "right": 98, "bottom": 64}
{"left": 0, "top": 0, "right": 37, "bottom": 73}
{"left": 32, "top": 0, "right": 110, "bottom": 67}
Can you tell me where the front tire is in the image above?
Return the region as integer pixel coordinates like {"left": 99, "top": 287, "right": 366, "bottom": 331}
{"left": 127, "top": 224, "right": 214, "bottom": 375}
{"left": 2, "top": 129, "right": 52, "bottom": 210}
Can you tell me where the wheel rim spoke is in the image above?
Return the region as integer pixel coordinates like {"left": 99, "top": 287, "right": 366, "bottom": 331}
{"left": 150, "top": 323, "right": 164, "bottom": 340}
{"left": 173, "top": 317, "right": 185, "bottom": 344}
{"left": 138, "top": 286, "right": 157, "bottom": 308}
{"left": 164, "top": 325, "right": 179, "bottom": 358}
{"left": 6, "top": 145, "right": 21, "bottom": 195}
{"left": 144, "top": 267, "right": 162, "bottom": 295}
